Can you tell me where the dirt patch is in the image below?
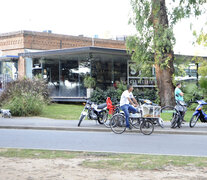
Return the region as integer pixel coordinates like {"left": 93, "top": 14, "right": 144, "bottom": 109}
{"left": 0, "top": 157, "right": 207, "bottom": 180}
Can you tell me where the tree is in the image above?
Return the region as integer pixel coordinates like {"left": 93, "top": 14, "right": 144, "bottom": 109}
{"left": 195, "top": 29, "right": 207, "bottom": 96}
{"left": 127, "top": 0, "right": 206, "bottom": 106}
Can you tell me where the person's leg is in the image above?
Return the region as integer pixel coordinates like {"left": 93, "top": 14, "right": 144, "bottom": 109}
{"left": 128, "top": 105, "right": 138, "bottom": 114}
{"left": 121, "top": 104, "right": 130, "bottom": 127}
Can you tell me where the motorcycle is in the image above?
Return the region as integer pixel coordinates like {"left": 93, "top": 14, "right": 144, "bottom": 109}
{"left": 171, "top": 100, "right": 187, "bottom": 128}
{"left": 78, "top": 100, "right": 108, "bottom": 126}
{"left": 189, "top": 100, "right": 207, "bottom": 128}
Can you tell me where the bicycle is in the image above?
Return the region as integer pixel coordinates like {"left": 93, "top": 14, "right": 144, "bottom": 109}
{"left": 159, "top": 102, "right": 185, "bottom": 128}
{"left": 110, "top": 112, "right": 154, "bottom": 135}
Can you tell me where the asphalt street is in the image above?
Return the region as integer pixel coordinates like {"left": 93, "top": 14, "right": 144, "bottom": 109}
{"left": 0, "top": 129, "right": 207, "bottom": 157}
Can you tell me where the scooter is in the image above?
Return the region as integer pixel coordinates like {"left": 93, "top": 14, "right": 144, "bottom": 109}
{"left": 189, "top": 100, "right": 207, "bottom": 128}
{"left": 78, "top": 100, "right": 107, "bottom": 126}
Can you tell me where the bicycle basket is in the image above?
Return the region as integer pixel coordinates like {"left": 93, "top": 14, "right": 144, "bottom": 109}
{"left": 141, "top": 105, "right": 161, "bottom": 118}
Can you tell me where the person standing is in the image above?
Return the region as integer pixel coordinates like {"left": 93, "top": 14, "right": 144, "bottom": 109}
{"left": 175, "top": 82, "right": 186, "bottom": 123}
{"left": 175, "top": 82, "right": 184, "bottom": 102}
{"left": 120, "top": 85, "right": 139, "bottom": 129}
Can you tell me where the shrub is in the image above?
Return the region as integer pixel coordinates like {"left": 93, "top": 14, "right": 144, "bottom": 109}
{"left": 91, "top": 86, "right": 158, "bottom": 105}
{"left": 133, "top": 88, "right": 158, "bottom": 102}
{"left": 90, "top": 88, "right": 106, "bottom": 104}
{"left": 182, "top": 82, "right": 204, "bottom": 110}
{"left": 4, "top": 94, "right": 44, "bottom": 116}
{"left": 117, "top": 81, "right": 127, "bottom": 98}
{"left": 0, "top": 77, "right": 50, "bottom": 116}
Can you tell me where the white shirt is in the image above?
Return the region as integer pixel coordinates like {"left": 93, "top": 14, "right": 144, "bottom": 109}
{"left": 120, "top": 90, "right": 134, "bottom": 106}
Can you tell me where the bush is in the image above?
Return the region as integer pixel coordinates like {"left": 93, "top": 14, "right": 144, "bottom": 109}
{"left": 4, "top": 94, "right": 44, "bottom": 116}
{"left": 91, "top": 86, "right": 158, "bottom": 104}
{"left": 133, "top": 88, "right": 158, "bottom": 102}
{"left": 182, "top": 82, "right": 204, "bottom": 110}
{"left": 90, "top": 88, "right": 106, "bottom": 104}
{"left": 0, "top": 77, "right": 50, "bottom": 116}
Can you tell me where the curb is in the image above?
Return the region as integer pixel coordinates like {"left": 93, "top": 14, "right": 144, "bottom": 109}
{"left": 0, "top": 125, "right": 207, "bottom": 135}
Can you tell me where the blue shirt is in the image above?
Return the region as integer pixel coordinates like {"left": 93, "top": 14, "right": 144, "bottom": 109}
{"left": 175, "top": 87, "right": 184, "bottom": 101}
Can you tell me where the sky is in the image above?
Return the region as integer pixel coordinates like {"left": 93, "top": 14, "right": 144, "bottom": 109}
{"left": 0, "top": 0, "right": 207, "bottom": 56}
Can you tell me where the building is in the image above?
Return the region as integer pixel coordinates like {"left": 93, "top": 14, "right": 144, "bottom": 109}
{"left": 0, "top": 30, "right": 128, "bottom": 101}
{"left": 0, "top": 30, "right": 201, "bottom": 101}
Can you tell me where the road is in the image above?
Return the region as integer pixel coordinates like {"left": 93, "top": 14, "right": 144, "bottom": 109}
{"left": 0, "top": 129, "right": 207, "bottom": 157}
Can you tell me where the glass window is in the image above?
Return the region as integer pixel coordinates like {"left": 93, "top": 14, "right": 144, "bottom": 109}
{"left": 60, "top": 60, "right": 79, "bottom": 97}
{"left": 79, "top": 61, "right": 90, "bottom": 96}
{"left": 42, "top": 59, "right": 59, "bottom": 96}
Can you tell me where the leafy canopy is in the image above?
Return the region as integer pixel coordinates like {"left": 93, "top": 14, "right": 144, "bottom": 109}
{"left": 127, "top": 0, "right": 207, "bottom": 74}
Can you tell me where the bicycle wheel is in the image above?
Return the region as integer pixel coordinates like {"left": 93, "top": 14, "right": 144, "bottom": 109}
{"left": 190, "top": 114, "right": 199, "bottom": 128}
{"left": 160, "top": 106, "right": 180, "bottom": 128}
{"left": 171, "top": 112, "right": 180, "bottom": 128}
{"left": 103, "top": 113, "right": 111, "bottom": 128}
{"left": 130, "top": 118, "right": 141, "bottom": 129}
{"left": 110, "top": 113, "right": 126, "bottom": 134}
{"left": 157, "top": 118, "right": 164, "bottom": 128}
{"left": 140, "top": 119, "right": 154, "bottom": 135}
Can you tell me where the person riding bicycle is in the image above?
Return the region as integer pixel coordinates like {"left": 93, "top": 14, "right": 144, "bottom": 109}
{"left": 175, "top": 82, "right": 186, "bottom": 123}
{"left": 120, "top": 85, "right": 139, "bottom": 129}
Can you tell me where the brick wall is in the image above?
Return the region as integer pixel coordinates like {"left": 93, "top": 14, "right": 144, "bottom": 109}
{"left": 23, "top": 31, "right": 126, "bottom": 50}
{"left": 0, "top": 32, "right": 24, "bottom": 55}
{"left": 0, "top": 31, "right": 126, "bottom": 55}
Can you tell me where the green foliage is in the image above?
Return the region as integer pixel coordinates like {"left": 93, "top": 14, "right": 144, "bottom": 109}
{"left": 127, "top": 0, "right": 206, "bottom": 106}
{"left": 198, "top": 60, "right": 207, "bottom": 96}
{"left": 84, "top": 76, "right": 96, "bottom": 88}
{"left": 91, "top": 86, "right": 158, "bottom": 105}
{"left": 4, "top": 94, "right": 44, "bottom": 116}
{"left": 90, "top": 88, "right": 107, "bottom": 104}
{"left": 128, "top": 0, "right": 205, "bottom": 67}
{"left": 90, "top": 87, "right": 119, "bottom": 104}
{"left": 0, "top": 78, "right": 50, "bottom": 116}
{"left": 116, "top": 81, "right": 127, "bottom": 98}
{"left": 133, "top": 88, "right": 158, "bottom": 103}
{"left": 182, "top": 82, "right": 202, "bottom": 109}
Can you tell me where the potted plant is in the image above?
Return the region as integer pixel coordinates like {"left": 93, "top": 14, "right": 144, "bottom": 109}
{"left": 84, "top": 76, "right": 96, "bottom": 98}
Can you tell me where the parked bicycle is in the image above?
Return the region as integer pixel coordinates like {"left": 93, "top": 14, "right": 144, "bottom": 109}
{"left": 160, "top": 100, "right": 187, "bottom": 128}
{"left": 190, "top": 100, "right": 207, "bottom": 128}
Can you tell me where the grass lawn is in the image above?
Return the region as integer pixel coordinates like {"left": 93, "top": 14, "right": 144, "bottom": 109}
{"left": 40, "top": 103, "right": 194, "bottom": 122}
{"left": 40, "top": 103, "right": 84, "bottom": 120}
{"left": 0, "top": 148, "right": 207, "bottom": 170}
{"left": 161, "top": 110, "right": 194, "bottom": 122}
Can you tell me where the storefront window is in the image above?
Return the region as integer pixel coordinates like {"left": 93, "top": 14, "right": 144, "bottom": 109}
{"left": 60, "top": 60, "right": 79, "bottom": 97}
{"left": 91, "top": 53, "right": 128, "bottom": 89}
{"left": 32, "top": 52, "right": 128, "bottom": 98}
{"left": 33, "top": 54, "right": 90, "bottom": 97}
{"left": 79, "top": 61, "right": 90, "bottom": 96}
{"left": 42, "top": 59, "right": 59, "bottom": 96}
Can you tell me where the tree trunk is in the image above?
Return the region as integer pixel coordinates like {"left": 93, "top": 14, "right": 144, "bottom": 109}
{"left": 152, "top": 0, "right": 175, "bottom": 107}
{"left": 155, "top": 55, "right": 175, "bottom": 107}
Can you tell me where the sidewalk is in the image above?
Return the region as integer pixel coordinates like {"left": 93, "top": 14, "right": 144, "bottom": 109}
{"left": 0, "top": 117, "right": 207, "bottom": 135}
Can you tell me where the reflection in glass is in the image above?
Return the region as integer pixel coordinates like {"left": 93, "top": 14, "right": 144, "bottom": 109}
{"left": 42, "top": 60, "right": 59, "bottom": 96}
{"left": 60, "top": 60, "right": 79, "bottom": 97}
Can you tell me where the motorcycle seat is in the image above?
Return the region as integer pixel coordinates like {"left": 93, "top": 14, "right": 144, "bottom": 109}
{"left": 97, "top": 103, "right": 107, "bottom": 109}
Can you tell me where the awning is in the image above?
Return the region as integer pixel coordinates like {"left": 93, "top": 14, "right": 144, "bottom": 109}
{"left": 19, "top": 46, "right": 130, "bottom": 60}
{"left": 0, "top": 55, "right": 19, "bottom": 61}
